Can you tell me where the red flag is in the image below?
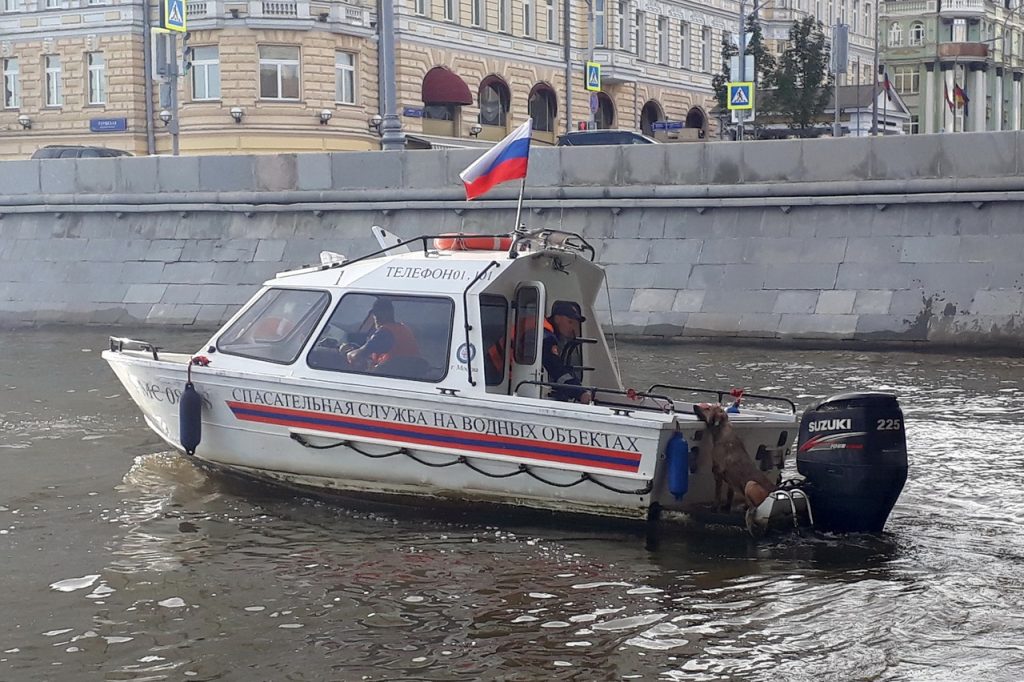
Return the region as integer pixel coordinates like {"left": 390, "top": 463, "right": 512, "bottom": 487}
{"left": 944, "top": 82, "right": 954, "bottom": 113}
{"left": 954, "top": 83, "right": 970, "bottom": 119}
{"left": 883, "top": 72, "right": 893, "bottom": 102}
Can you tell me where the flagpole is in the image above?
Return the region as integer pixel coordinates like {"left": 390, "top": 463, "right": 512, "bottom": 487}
{"left": 882, "top": 65, "right": 888, "bottom": 136}
{"left": 513, "top": 176, "right": 527, "bottom": 234}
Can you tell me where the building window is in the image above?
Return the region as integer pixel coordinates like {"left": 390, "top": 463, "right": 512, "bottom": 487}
{"left": 657, "top": 16, "right": 668, "bottom": 63}
{"left": 414, "top": 0, "right": 425, "bottom": 15}
{"left": 546, "top": 0, "right": 556, "bottom": 41}
{"left": 952, "top": 18, "right": 966, "bottom": 42}
{"left": 478, "top": 78, "right": 510, "bottom": 127}
{"left": 86, "top": 51, "right": 106, "bottom": 104}
{"left": 45, "top": 0, "right": 59, "bottom": 7}
{"left": 888, "top": 22, "right": 902, "bottom": 47}
{"left": 471, "top": 0, "right": 481, "bottom": 26}
{"left": 697, "top": 26, "right": 709, "bottom": 72}
{"left": 192, "top": 45, "right": 220, "bottom": 100}
{"left": 528, "top": 84, "right": 557, "bottom": 132}
{"left": 852, "top": 0, "right": 859, "bottom": 32}
{"left": 634, "top": 10, "right": 645, "bottom": 58}
{"left": 906, "top": 115, "right": 919, "bottom": 134}
{"left": 44, "top": 54, "right": 61, "bottom": 107}
{"left": 523, "top": 0, "right": 532, "bottom": 37}
{"left": 864, "top": 3, "right": 871, "bottom": 37}
{"left": 259, "top": 46, "right": 299, "bottom": 100}
{"left": 499, "top": 0, "right": 509, "bottom": 32}
{"left": 617, "top": 1, "right": 629, "bottom": 50}
{"left": 443, "top": 0, "right": 454, "bottom": 21}
{"left": 335, "top": 51, "right": 355, "bottom": 104}
{"left": 679, "top": 21, "right": 690, "bottom": 69}
{"left": 595, "top": 0, "right": 605, "bottom": 47}
{"left": 909, "top": 21, "right": 924, "bottom": 46}
{"left": 2, "top": 58, "right": 18, "bottom": 108}
{"left": 893, "top": 65, "right": 919, "bottom": 94}
{"left": 3, "top": 0, "right": 20, "bottom": 11}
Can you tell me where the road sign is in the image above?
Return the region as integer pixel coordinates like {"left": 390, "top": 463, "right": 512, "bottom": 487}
{"left": 589, "top": 93, "right": 599, "bottom": 113}
{"left": 727, "top": 82, "right": 754, "bottom": 111}
{"left": 729, "top": 55, "right": 754, "bottom": 82}
{"left": 162, "top": 0, "right": 186, "bottom": 32}
{"left": 585, "top": 61, "right": 601, "bottom": 92}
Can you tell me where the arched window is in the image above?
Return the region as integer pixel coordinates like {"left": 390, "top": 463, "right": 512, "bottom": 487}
{"left": 595, "top": 92, "right": 615, "bottom": 129}
{"left": 528, "top": 83, "right": 558, "bottom": 132}
{"left": 478, "top": 75, "right": 510, "bottom": 128}
{"left": 864, "top": 3, "right": 871, "bottom": 37}
{"left": 909, "top": 21, "right": 924, "bottom": 46}
{"left": 685, "top": 106, "right": 707, "bottom": 137}
{"left": 639, "top": 99, "right": 664, "bottom": 137}
{"left": 888, "top": 22, "right": 902, "bottom": 47}
{"left": 421, "top": 66, "right": 472, "bottom": 136}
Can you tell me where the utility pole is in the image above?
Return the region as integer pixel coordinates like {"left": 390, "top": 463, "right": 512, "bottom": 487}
{"left": 168, "top": 33, "right": 180, "bottom": 156}
{"left": 377, "top": 0, "right": 405, "bottom": 151}
{"left": 871, "top": 0, "right": 879, "bottom": 134}
{"left": 737, "top": 0, "right": 748, "bottom": 141}
{"left": 563, "top": 0, "right": 573, "bottom": 134}
{"left": 588, "top": 0, "right": 595, "bottom": 128}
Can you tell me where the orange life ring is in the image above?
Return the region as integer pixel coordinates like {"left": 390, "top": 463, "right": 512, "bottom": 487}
{"left": 434, "top": 234, "right": 513, "bottom": 251}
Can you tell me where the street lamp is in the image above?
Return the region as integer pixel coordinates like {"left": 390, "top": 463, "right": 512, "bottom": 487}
{"left": 318, "top": 109, "right": 333, "bottom": 125}
{"left": 17, "top": 114, "right": 31, "bottom": 130}
{"left": 229, "top": 107, "right": 244, "bottom": 123}
{"left": 158, "top": 109, "right": 172, "bottom": 126}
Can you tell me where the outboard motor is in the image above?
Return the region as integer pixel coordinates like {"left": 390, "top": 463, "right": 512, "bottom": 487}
{"left": 796, "top": 392, "right": 907, "bottom": 533}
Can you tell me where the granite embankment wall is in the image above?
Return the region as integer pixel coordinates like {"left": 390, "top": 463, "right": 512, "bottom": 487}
{"left": 3, "top": 131, "right": 1024, "bottom": 348}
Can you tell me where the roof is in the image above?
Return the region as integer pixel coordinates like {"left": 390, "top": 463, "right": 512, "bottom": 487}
{"left": 404, "top": 134, "right": 495, "bottom": 150}
{"left": 826, "top": 84, "right": 911, "bottom": 116}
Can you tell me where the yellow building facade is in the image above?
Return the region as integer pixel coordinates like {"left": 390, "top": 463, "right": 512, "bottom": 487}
{"left": 1, "top": 0, "right": 748, "bottom": 159}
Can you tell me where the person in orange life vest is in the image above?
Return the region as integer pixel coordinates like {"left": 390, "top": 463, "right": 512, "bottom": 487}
{"left": 543, "top": 301, "right": 592, "bottom": 404}
{"left": 344, "top": 299, "right": 419, "bottom": 370}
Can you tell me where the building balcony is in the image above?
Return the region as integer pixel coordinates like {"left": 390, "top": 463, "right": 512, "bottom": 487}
{"left": 591, "top": 48, "right": 643, "bottom": 84}
{"left": 185, "top": 0, "right": 372, "bottom": 29}
{"left": 938, "top": 42, "right": 989, "bottom": 59}
{"left": 882, "top": 0, "right": 937, "bottom": 18}
{"left": 939, "top": 0, "right": 985, "bottom": 15}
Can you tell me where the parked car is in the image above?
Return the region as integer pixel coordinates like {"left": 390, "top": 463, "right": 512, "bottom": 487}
{"left": 556, "top": 130, "right": 657, "bottom": 146}
{"left": 31, "top": 145, "right": 133, "bottom": 159}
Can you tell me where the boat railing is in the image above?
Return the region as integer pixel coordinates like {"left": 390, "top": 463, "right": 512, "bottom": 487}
{"left": 314, "top": 233, "right": 513, "bottom": 272}
{"left": 514, "top": 380, "right": 676, "bottom": 415}
{"left": 517, "top": 229, "right": 596, "bottom": 261}
{"left": 647, "top": 384, "right": 797, "bottom": 414}
{"left": 108, "top": 336, "right": 161, "bottom": 361}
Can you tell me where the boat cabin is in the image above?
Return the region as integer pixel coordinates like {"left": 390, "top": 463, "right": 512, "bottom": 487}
{"left": 204, "top": 229, "right": 623, "bottom": 403}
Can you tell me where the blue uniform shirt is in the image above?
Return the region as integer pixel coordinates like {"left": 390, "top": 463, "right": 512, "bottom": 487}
{"left": 541, "top": 325, "right": 586, "bottom": 401}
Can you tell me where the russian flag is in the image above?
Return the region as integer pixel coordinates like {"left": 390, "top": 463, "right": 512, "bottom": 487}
{"left": 459, "top": 119, "right": 532, "bottom": 200}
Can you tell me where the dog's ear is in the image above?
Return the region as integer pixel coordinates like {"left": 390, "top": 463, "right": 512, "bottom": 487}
{"left": 693, "top": 403, "right": 708, "bottom": 423}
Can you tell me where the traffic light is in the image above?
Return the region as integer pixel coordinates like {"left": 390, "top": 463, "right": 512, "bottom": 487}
{"left": 181, "top": 31, "right": 193, "bottom": 75}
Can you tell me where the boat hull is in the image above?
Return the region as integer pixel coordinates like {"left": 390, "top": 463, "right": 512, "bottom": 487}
{"left": 104, "top": 350, "right": 796, "bottom": 524}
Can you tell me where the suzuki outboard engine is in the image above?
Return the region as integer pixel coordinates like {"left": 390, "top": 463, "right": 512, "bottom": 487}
{"left": 796, "top": 392, "right": 908, "bottom": 533}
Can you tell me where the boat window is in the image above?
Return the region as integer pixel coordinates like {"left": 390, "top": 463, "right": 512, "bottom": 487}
{"left": 513, "top": 286, "right": 540, "bottom": 365}
{"left": 307, "top": 293, "right": 454, "bottom": 382}
{"left": 480, "top": 294, "right": 509, "bottom": 387}
{"left": 217, "top": 288, "right": 331, "bottom": 364}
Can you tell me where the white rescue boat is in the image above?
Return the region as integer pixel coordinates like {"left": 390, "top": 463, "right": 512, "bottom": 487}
{"left": 103, "top": 228, "right": 908, "bottom": 537}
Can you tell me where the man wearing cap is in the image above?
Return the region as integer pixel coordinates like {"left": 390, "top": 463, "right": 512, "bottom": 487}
{"left": 344, "top": 298, "right": 419, "bottom": 371}
{"left": 543, "top": 301, "right": 592, "bottom": 404}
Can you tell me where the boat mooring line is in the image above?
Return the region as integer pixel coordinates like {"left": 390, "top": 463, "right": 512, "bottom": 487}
{"left": 289, "top": 432, "right": 652, "bottom": 496}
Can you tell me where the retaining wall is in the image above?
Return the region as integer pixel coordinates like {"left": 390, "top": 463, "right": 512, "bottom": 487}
{"left": 2, "top": 131, "right": 1024, "bottom": 349}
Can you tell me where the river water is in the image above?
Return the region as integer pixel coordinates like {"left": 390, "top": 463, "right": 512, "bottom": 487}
{"left": 1, "top": 328, "right": 1023, "bottom": 681}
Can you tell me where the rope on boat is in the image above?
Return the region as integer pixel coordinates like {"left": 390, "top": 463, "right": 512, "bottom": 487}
{"left": 289, "top": 433, "right": 652, "bottom": 496}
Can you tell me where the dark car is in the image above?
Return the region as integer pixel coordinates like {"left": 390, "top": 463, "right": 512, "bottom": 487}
{"left": 31, "top": 145, "right": 133, "bottom": 159}
{"left": 556, "top": 130, "right": 657, "bottom": 146}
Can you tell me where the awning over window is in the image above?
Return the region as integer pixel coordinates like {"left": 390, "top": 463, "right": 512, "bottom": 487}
{"left": 421, "top": 66, "right": 472, "bottom": 105}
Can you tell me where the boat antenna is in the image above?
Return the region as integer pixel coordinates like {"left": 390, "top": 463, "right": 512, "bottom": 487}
{"left": 602, "top": 274, "right": 621, "bottom": 380}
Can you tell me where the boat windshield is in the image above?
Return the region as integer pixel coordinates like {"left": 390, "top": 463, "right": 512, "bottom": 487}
{"left": 216, "top": 288, "right": 331, "bottom": 364}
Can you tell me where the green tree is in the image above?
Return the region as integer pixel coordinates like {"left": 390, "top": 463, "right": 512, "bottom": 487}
{"left": 712, "top": 17, "right": 777, "bottom": 113}
{"left": 770, "top": 16, "right": 833, "bottom": 129}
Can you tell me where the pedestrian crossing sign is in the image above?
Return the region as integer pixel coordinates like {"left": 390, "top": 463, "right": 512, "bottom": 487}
{"left": 162, "top": 0, "right": 187, "bottom": 32}
{"left": 727, "top": 82, "right": 754, "bottom": 110}
{"left": 585, "top": 62, "right": 601, "bottom": 92}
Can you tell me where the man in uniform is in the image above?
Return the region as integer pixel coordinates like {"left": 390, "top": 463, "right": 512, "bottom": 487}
{"left": 542, "top": 300, "right": 592, "bottom": 404}
{"left": 344, "top": 298, "right": 420, "bottom": 372}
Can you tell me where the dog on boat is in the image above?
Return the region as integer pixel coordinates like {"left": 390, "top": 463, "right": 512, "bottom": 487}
{"left": 693, "top": 403, "right": 775, "bottom": 513}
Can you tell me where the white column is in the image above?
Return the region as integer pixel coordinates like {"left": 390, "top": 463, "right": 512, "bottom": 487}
{"left": 925, "top": 66, "right": 936, "bottom": 133}
{"left": 1013, "top": 76, "right": 1021, "bottom": 131}
{"left": 973, "top": 67, "right": 986, "bottom": 132}
{"left": 994, "top": 69, "right": 1004, "bottom": 132}
{"left": 943, "top": 68, "right": 955, "bottom": 133}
